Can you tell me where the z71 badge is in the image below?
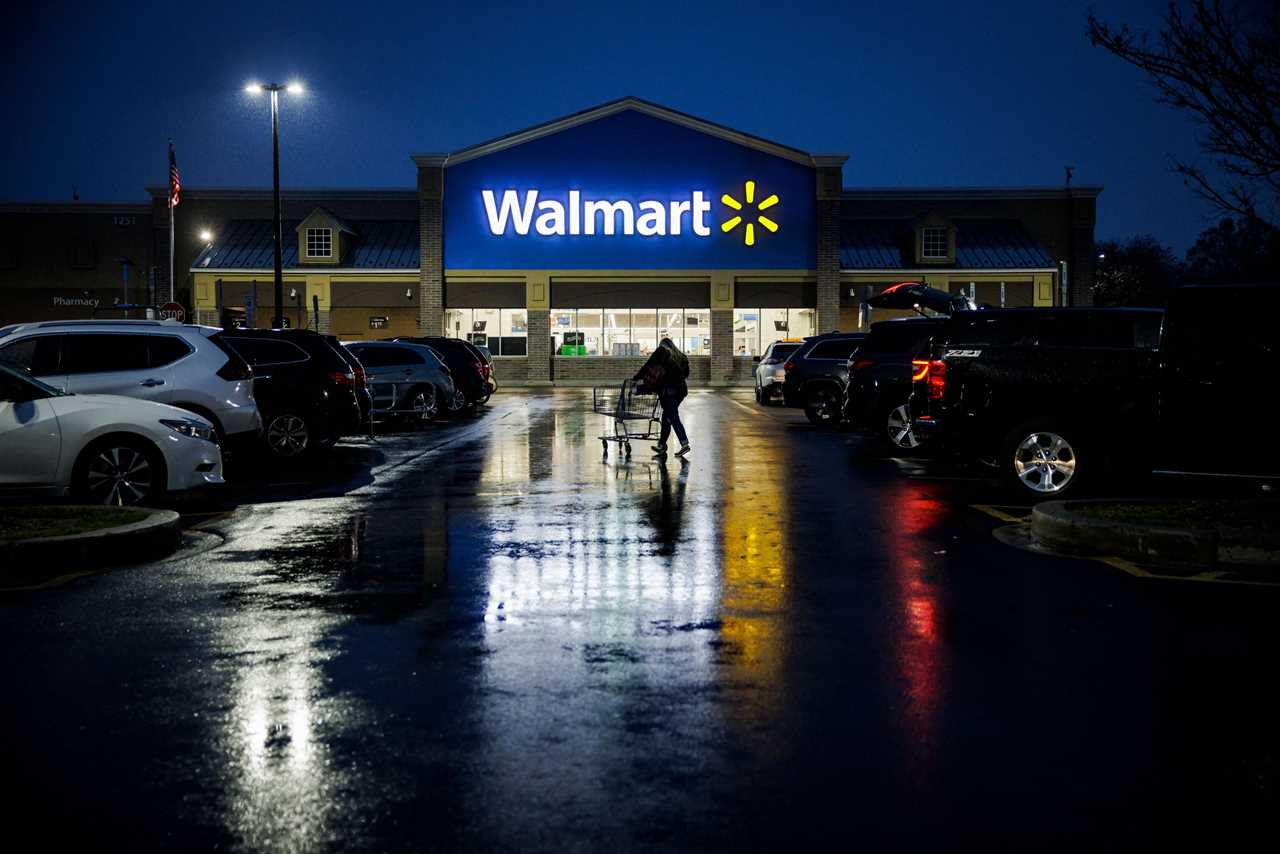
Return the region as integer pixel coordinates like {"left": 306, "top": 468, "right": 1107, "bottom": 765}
{"left": 944, "top": 349, "right": 983, "bottom": 358}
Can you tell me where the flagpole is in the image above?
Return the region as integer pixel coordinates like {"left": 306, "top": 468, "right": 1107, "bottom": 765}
{"left": 168, "top": 139, "right": 175, "bottom": 305}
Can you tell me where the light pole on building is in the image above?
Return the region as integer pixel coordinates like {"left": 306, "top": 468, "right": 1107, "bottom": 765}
{"left": 245, "top": 80, "right": 304, "bottom": 329}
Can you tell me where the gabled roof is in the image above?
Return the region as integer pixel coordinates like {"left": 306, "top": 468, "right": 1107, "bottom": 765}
{"left": 414, "top": 96, "right": 841, "bottom": 168}
{"left": 840, "top": 219, "right": 1054, "bottom": 270}
{"left": 295, "top": 206, "right": 357, "bottom": 235}
{"left": 191, "top": 219, "right": 418, "bottom": 271}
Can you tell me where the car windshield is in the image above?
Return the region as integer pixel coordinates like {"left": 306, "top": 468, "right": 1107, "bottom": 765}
{"left": 0, "top": 360, "right": 66, "bottom": 397}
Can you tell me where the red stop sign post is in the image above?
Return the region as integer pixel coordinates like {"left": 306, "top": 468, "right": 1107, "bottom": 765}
{"left": 158, "top": 302, "right": 186, "bottom": 322}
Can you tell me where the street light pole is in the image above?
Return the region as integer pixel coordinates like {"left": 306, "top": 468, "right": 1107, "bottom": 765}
{"left": 271, "top": 85, "right": 282, "bottom": 329}
{"left": 246, "top": 80, "right": 303, "bottom": 329}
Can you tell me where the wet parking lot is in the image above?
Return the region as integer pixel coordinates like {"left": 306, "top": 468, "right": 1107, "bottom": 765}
{"left": 3, "top": 390, "right": 1278, "bottom": 851}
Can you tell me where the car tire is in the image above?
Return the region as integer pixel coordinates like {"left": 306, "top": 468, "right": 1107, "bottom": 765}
{"left": 264, "top": 412, "right": 313, "bottom": 459}
{"left": 73, "top": 436, "right": 166, "bottom": 507}
{"left": 754, "top": 384, "right": 763, "bottom": 405}
{"left": 446, "top": 388, "right": 468, "bottom": 414}
{"left": 804, "top": 384, "right": 842, "bottom": 427}
{"left": 884, "top": 402, "right": 924, "bottom": 452}
{"left": 1001, "top": 418, "right": 1085, "bottom": 500}
{"left": 399, "top": 384, "right": 438, "bottom": 426}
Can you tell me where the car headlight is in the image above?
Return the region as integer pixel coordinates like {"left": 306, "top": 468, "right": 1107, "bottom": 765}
{"left": 161, "top": 418, "right": 214, "bottom": 442}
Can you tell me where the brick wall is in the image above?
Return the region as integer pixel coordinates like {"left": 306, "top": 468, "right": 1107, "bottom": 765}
{"left": 551, "top": 355, "right": 712, "bottom": 387}
{"left": 415, "top": 158, "right": 444, "bottom": 335}
{"left": 491, "top": 356, "right": 526, "bottom": 387}
{"left": 816, "top": 165, "right": 843, "bottom": 333}
{"left": 709, "top": 308, "right": 734, "bottom": 385}
{"left": 526, "top": 309, "right": 552, "bottom": 384}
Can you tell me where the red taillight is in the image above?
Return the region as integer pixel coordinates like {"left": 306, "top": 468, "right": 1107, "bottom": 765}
{"left": 927, "top": 360, "right": 946, "bottom": 400}
{"left": 328, "top": 371, "right": 355, "bottom": 386}
{"left": 783, "top": 360, "right": 795, "bottom": 371}
{"left": 216, "top": 357, "right": 253, "bottom": 381}
{"left": 353, "top": 366, "right": 368, "bottom": 388}
{"left": 852, "top": 357, "right": 876, "bottom": 371}
{"left": 911, "top": 359, "right": 930, "bottom": 382}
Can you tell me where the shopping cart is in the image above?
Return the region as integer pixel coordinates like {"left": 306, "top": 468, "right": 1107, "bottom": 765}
{"left": 593, "top": 378, "right": 660, "bottom": 458}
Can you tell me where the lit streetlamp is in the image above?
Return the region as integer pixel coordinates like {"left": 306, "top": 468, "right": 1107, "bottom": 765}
{"left": 245, "top": 80, "right": 304, "bottom": 329}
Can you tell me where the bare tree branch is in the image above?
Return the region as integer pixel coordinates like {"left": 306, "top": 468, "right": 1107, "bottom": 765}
{"left": 1088, "top": 0, "right": 1280, "bottom": 227}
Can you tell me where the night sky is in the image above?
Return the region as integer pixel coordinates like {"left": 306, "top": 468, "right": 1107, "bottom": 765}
{"left": 4, "top": 0, "right": 1219, "bottom": 251}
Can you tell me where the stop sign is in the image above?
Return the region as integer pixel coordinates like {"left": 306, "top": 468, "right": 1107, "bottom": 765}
{"left": 158, "top": 302, "right": 186, "bottom": 322}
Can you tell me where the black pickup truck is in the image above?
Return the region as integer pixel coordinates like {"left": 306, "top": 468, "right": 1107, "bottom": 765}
{"left": 911, "top": 284, "right": 1280, "bottom": 498}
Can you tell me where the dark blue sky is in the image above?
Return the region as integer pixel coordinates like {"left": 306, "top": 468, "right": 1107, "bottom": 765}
{"left": 4, "top": 0, "right": 1218, "bottom": 251}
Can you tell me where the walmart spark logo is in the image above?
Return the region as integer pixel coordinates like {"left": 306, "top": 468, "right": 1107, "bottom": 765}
{"left": 720, "top": 180, "right": 779, "bottom": 246}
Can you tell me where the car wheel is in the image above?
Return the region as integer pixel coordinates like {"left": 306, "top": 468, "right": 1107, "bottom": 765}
{"left": 754, "top": 384, "right": 763, "bottom": 405}
{"left": 265, "top": 413, "right": 312, "bottom": 458}
{"left": 885, "top": 403, "right": 923, "bottom": 451}
{"left": 804, "top": 385, "right": 841, "bottom": 427}
{"left": 74, "top": 437, "right": 165, "bottom": 507}
{"left": 400, "top": 385, "right": 438, "bottom": 425}
{"left": 447, "top": 388, "right": 467, "bottom": 413}
{"left": 1002, "top": 419, "right": 1083, "bottom": 499}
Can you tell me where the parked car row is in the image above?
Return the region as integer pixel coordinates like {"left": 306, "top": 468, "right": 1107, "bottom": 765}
{"left": 757, "top": 281, "right": 1280, "bottom": 501}
{"left": 0, "top": 319, "right": 498, "bottom": 505}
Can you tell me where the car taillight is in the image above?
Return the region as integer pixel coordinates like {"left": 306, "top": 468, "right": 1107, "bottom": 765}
{"left": 328, "top": 371, "right": 355, "bottom": 386}
{"left": 911, "top": 359, "right": 930, "bottom": 382}
{"left": 852, "top": 357, "right": 876, "bottom": 371}
{"left": 352, "top": 366, "right": 368, "bottom": 388}
{"left": 927, "top": 360, "right": 946, "bottom": 400}
{"left": 216, "top": 357, "right": 253, "bottom": 381}
{"left": 783, "top": 360, "right": 795, "bottom": 371}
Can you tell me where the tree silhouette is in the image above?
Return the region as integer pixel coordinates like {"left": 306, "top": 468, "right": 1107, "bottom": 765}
{"left": 1088, "top": 1, "right": 1280, "bottom": 227}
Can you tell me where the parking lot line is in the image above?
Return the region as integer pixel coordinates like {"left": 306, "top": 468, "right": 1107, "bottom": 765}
{"left": 971, "top": 504, "right": 1032, "bottom": 524}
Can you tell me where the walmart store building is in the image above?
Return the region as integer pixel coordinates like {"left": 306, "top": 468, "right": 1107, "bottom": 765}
{"left": 102, "top": 97, "right": 1096, "bottom": 386}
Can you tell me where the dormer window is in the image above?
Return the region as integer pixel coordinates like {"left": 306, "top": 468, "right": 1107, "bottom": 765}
{"left": 922, "top": 227, "right": 948, "bottom": 260}
{"left": 914, "top": 212, "right": 956, "bottom": 264}
{"left": 306, "top": 227, "right": 333, "bottom": 259}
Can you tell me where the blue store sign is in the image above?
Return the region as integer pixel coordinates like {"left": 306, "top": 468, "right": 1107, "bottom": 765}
{"left": 444, "top": 109, "right": 816, "bottom": 270}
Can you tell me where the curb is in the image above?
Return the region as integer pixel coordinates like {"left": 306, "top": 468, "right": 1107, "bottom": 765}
{"left": 0, "top": 507, "right": 182, "bottom": 585}
{"left": 1031, "top": 500, "right": 1280, "bottom": 569}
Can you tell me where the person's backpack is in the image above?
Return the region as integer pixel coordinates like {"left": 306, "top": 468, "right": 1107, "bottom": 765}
{"left": 673, "top": 349, "right": 690, "bottom": 379}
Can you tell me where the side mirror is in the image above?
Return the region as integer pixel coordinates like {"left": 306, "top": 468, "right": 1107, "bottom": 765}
{"left": 752, "top": 356, "right": 761, "bottom": 363}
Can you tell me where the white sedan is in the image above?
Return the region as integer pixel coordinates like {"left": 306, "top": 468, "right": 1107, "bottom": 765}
{"left": 0, "top": 362, "right": 224, "bottom": 506}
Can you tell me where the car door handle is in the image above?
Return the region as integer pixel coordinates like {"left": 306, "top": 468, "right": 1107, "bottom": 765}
{"left": 139, "top": 378, "right": 165, "bottom": 387}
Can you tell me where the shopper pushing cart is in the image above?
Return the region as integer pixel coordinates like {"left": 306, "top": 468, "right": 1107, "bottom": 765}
{"left": 634, "top": 337, "right": 691, "bottom": 458}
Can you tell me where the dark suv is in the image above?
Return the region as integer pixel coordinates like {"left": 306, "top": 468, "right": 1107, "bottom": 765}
{"left": 843, "top": 317, "right": 945, "bottom": 450}
{"left": 779, "top": 332, "right": 868, "bottom": 425}
{"left": 219, "top": 330, "right": 367, "bottom": 459}
{"left": 911, "top": 307, "right": 1165, "bottom": 497}
{"left": 391, "top": 336, "right": 490, "bottom": 408}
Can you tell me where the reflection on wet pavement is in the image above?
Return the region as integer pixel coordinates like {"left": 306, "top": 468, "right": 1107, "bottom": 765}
{"left": 4, "top": 390, "right": 1280, "bottom": 851}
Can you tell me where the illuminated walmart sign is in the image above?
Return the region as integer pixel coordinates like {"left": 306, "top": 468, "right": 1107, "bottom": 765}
{"left": 481, "top": 182, "right": 779, "bottom": 246}
{"left": 443, "top": 108, "right": 816, "bottom": 269}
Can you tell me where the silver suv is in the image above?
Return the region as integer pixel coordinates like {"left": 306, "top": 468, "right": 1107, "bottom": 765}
{"left": 0, "top": 320, "right": 261, "bottom": 444}
{"left": 343, "top": 341, "right": 459, "bottom": 422}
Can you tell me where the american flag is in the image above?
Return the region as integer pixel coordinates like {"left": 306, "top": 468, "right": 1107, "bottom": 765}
{"left": 168, "top": 142, "right": 181, "bottom": 208}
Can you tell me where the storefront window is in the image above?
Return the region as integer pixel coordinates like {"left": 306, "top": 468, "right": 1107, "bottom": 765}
{"left": 444, "top": 307, "right": 528, "bottom": 356}
{"left": 552, "top": 310, "right": 577, "bottom": 354}
{"left": 552, "top": 308, "right": 711, "bottom": 357}
{"left": 658, "top": 309, "right": 684, "bottom": 352}
{"left": 734, "top": 310, "right": 759, "bottom": 356}
{"left": 604, "top": 309, "right": 634, "bottom": 356}
{"left": 684, "top": 309, "right": 711, "bottom": 355}
{"left": 577, "top": 309, "right": 602, "bottom": 356}
{"left": 444, "top": 308, "right": 469, "bottom": 340}
{"left": 733, "top": 307, "right": 817, "bottom": 356}
{"left": 632, "top": 309, "right": 658, "bottom": 355}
